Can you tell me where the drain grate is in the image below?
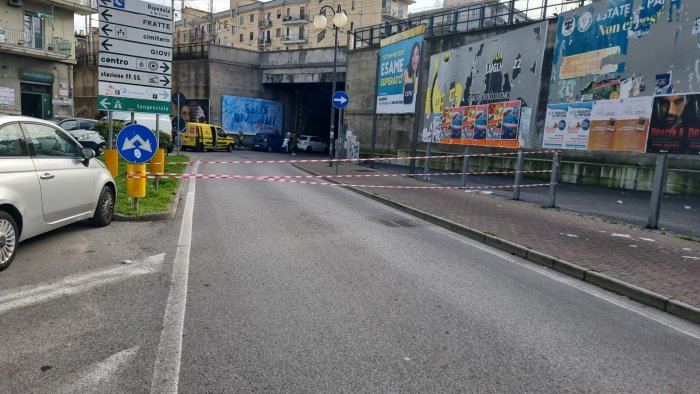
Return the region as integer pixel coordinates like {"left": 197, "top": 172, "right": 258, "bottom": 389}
{"left": 376, "top": 219, "right": 417, "bottom": 227}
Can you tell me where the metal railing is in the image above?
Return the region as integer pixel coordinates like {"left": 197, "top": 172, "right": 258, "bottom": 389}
{"left": 0, "top": 27, "right": 72, "bottom": 56}
{"left": 282, "top": 14, "right": 308, "bottom": 23}
{"left": 353, "top": 0, "right": 590, "bottom": 48}
{"left": 173, "top": 44, "right": 210, "bottom": 60}
{"left": 283, "top": 32, "right": 306, "bottom": 42}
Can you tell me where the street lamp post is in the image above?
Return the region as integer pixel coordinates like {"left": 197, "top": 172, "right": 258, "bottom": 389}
{"left": 313, "top": 5, "right": 347, "bottom": 167}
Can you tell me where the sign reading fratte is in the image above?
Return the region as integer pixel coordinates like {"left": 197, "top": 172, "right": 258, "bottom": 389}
{"left": 97, "top": 0, "right": 172, "bottom": 114}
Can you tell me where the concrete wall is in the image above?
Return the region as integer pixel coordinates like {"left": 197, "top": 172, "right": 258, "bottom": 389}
{"left": 205, "top": 45, "right": 261, "bottom": 124}
{"left": 260, "top": 47, "right": 346, "bottom": 83}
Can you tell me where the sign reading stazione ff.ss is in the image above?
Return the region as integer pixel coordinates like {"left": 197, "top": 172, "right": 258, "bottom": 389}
{"left": 97, "top": 0, "right": 172, "bottom": 114}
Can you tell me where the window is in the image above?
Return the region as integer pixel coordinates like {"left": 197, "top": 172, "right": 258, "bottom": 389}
{"left": 24, "top": 123, "right": 80, "bottom": 157}
{"left": 239, "top": 16, "right": 244, "bottom": 25}
{"left": 300, "top": 7, "right": 305, "bottom": 19}
{"left": 250, "top": 14, "right": 254, "bottom": 23}
{"left": 249, "top": 32, "right": 254, "bottom": 40}
{"left": 23, "top": 13, "right": 43, "bottom": 49}
{"left": 352, "top": 0, "right": 355, "bottom": 11}
{"left": 224, "top": 36, "right": 228, "bottom": 45}
{"left": 286, "top": 8, "right": 290, "bottom": 16}
{"left": 239, "top": 34, "right": 244, "bottom": 42}
{"left": 0, "top": 123, "right": 26, "bottom": 157}
{"left": 266, "top": 12, "right": 271, "bottom": 21}
{"left": 276, "top": 28, "right": 281, "bottom": 37}
{"left": 277, "top": 10, "right": 281, "bottom": 19}
{"left": 298, "top": 27, "right": 304, "bottom": 39}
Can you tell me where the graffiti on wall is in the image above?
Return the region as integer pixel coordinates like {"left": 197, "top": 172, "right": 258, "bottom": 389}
{"left": 424, "top": 21, "right": 548, "bottom": 148}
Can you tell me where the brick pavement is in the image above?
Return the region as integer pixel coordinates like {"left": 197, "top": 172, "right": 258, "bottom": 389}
{"left": 294, "top": 162, "right": 700, "bottom": 321}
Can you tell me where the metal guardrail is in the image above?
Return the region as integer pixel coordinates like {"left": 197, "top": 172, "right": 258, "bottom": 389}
{"left": 0, "top": 27, "right": 72, "bottom": 55}
{"left": 353, "top": 0, "right": 590, "bottom": 48}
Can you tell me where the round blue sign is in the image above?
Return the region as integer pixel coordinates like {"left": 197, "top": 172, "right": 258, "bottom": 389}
{"left": 172, "top": 91, "right": 187, "bottom": 106}
{"left": 116, "top": 124, "right": 158, "bottom": 163}
{"left": 171, "top": 116, "right": 186, "bottom": 132}
{"left": 332, "top": 91, "right": 350, "bottom": 109}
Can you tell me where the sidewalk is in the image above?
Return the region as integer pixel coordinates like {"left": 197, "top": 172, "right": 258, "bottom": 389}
{"left": 294, "top": 162, "right": 700, "bottom": 324}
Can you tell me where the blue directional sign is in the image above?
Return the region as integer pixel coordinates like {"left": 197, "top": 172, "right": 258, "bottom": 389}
{"left": 332, "top": 91, "right": 349, "bottom": 109}
{"left": 117, "top": 124, "right": 158, "bottom": 163}
{"left": 171, "top": 116, "right": 186, "bottom": 132}
{"left": 172, "top": 91, "right": 187, "bottom": 106}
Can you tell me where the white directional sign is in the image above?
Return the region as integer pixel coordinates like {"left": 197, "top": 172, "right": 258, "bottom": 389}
{"left": 98, "top": 0, "right": 172, "bottom": 114}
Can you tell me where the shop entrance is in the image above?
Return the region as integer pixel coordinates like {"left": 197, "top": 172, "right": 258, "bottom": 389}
{"left": 20, "top": 82, "right": 52, "bottom": 119}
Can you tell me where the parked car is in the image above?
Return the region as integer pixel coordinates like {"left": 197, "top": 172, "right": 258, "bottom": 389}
{"left": 56, "top": 117, "right": 98, "bottom": 131}
{"left": 0, "top": 115, "right": 116, "bottom": 271}
{"left": 297, "top": 135, "right": 329, "bottom": 153}
{"left": 252, "top": 132, "right": 284, "bottom": 152}
{"left": 67, "top": 128, "right": 106, "bottom": 155}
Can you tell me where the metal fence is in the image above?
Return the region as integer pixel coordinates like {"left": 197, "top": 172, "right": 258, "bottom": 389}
{"left": 353, "top": 0, "right": 590, "bottom": 48}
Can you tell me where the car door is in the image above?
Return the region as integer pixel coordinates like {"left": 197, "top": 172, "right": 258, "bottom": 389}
{"left": 310, "top": 136, "right": 323, "bottom": 151}
{"left": 22, "top": 122, "right": 96, "bottom": 224}
{"left": 0, "top": 122, "right": 44, "bottom": 240}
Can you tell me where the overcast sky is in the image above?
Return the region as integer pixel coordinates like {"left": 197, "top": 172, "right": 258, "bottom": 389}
{"left": 75, "top": 0, "right": 440, "bottom": 32}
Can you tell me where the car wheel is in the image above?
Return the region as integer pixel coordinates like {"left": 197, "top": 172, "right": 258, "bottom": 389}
{"left": 197, "top": 143, "right": 204, "bottom": 152}
{"left": 227, "top": 144, "right": 233, "bottom": 152}
{"left": 0, "top": 211, "right": 18, "bottom": 271}
{"left": 306, "top": 146, "right": 313, "bottom": 152}
{"left": 91, "top": 186, "right": 114, "bottom": 227}
{"left": 267, "top": 145, "right": 273, "bottom": 153}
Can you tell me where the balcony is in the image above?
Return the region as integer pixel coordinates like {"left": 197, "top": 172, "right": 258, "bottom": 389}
{"left": 258, "top": 38, "right": 271, "bottom": 47}
{"left": 258, "top": 19, "right": 273, "bottom": 28}
{"left": 50, "top": 0, "right": 96, "bottom": 15}
{"left": 282, "top": 32, "right": 306, "bottom": 44}
{"left": 382, "top": 6, "right": 405, "bottom": 21}
{"left": 282, "top": 14, "right": 308, "bottom": 25}
{"left": 0, "top": 28, "right": 72, "bottom": 61}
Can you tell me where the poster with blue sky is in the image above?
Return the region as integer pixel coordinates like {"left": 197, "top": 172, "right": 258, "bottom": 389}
{"left": 221, "top": 95, "right": 283, "bottom": 135}
{"left": 376, "top": 25, "right": 425, "bottom": 114}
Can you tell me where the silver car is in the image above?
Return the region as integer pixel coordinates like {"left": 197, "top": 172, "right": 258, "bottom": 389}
{"left": 0, "top": 115, "right": 116, "bottom": 271}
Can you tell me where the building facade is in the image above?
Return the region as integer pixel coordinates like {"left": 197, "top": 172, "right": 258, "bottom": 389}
{"left": 174, "top": 0, "right": 414, "bottom": 51}
{"left": 0, "top": 0, "right": 94, "bottom": 118}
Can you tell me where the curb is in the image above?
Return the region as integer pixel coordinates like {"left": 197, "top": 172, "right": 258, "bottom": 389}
{"left": 293, "top": 163, "right": 700, "bottom": 326}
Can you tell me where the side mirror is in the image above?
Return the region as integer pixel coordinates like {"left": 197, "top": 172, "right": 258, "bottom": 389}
{"left": 81, "top": 147, "right": 95, "bottom": 165}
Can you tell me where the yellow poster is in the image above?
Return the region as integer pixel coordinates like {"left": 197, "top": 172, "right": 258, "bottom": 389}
{"left": 559, "top": 47, "right": 621, "bottom": 79}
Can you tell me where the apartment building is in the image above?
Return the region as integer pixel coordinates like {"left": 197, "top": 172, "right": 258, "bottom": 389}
{"left": 0, "top": 0, "right": 94, "bottom": 118}
{"left": 175, "top": 0, "right": 414, "bottom": 51}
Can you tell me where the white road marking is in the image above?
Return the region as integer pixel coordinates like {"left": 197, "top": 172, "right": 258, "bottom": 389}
{"left": 150, "top": 162, "right": 198, "bottom": 394}
{"left": 56, "top": 346, "right": 140, "bottom": 394}
{"left": 350, "top": 191, "right": 700, "bottom": 340}
{"left": 0, "top": 254, "right": 165, "bottom": 315}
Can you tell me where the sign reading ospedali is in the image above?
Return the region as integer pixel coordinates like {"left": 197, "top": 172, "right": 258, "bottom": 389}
{"left": 97, "top": 0, "right": 172, "bottom": 114}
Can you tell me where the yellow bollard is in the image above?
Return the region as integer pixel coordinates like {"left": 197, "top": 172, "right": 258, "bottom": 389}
{"left": 150, "top": 148, "right": 165, "bottom": 175}
{"left": 127, "top": 163, "right": 147, "bottom": 198}
{"left": 104, "top": 149, "right": 119, "bottom": 177}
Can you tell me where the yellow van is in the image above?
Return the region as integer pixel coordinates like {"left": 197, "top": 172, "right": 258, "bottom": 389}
{"left": 181, "top": 122, "right": 236, "bottom": 152}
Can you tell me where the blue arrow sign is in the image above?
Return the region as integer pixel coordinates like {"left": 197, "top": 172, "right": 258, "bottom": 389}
{"left": 117, "top": 124, "right": 158, "bottom": 163}
{"left": 332, "top": 91, "right": 349, "bottom": 109}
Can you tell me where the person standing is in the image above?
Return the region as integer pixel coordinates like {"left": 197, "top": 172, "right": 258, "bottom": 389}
{"left": 290, "top": 131, "right": 298, "bottom": 155}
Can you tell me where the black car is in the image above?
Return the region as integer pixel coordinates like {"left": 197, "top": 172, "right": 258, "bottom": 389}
{"left": 56, "top": 118, "right": 98, "bottom": 131}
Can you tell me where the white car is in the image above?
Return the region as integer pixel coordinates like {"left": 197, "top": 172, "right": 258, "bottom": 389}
{"left": 0, "top": 115, "right": 116, "bottom": 271}
{"left": 296, "top": 135, "right": 329, "bottom": 153}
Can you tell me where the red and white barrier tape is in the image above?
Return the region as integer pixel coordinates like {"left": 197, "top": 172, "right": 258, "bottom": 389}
{"left": 151, "top": 150, "right": 560, "bottom": 166}
{"left": 128, "top": 169, "right": 551, "bottom": 180}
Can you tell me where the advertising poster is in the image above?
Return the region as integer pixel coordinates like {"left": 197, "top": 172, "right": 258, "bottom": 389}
{"left": 648, "top": 93, "right": 700, "bottom": 154}
{"left": 487, "top": 102, "right": 504, "bottom": 140}
{"left": 450, "top": 106, "right": 464, "bottom": 143}
{"left": 501, "top": 100, "right": 522, "bottom": 140}
{"left": 588, "top": 101, "right": 619, "bottom": 151}
{"left": 439, "top": 107, "right": 452, "bottom": 143}
{"left": 221, "top": 95, "right": 283, "bottom": 135}
{"left": 473, "top": 105, "right": 489, "bottom": 140}
{"left": 562, "top": 102, "right": 593, "bottom": 150}
{"left": 543, "top": 104, "right": 570, "bottom": 148}
{"left": 179, "top": 98, "right": 210, "bottom": 123}
{"left": 461, "top": 105, "right": 477, "bottom": 143}
{"left": 424, "top": 21, "right": 548, "bottom": 148}
{"left": 377, "top": 25, "right": 425, "bottom": 114}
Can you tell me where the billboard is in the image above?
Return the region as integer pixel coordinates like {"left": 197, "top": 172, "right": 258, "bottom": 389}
{"left": 424, "top": 21, "right": 548, "bottom": 148}
{"left": 648, "top": 93, "right": 700, "bottom": 154}
{"left": 547, "top": 0, "right": 700, "bottom": 155}
{"left": 176, "top": 98, "right": 210, "bottom": 124}
{"left": 221, "top": 95, "right": 283, "bottom": 135}
{"left": 376, "top": 25, "right": 425, "bottom": 114}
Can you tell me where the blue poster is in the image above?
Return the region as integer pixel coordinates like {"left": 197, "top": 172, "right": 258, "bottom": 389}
{"left": 553, "top": 0, "right": 664, "bottom": 79}
{"left": 221, "top": 95, "right": 283, "bottom": 135}
{"left": 377, "top": 26, "right": 424, "bottom": 114}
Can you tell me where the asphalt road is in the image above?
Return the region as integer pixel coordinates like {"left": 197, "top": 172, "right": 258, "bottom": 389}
{"left": 1, "top": 149, "right": 699, "bottom": 393}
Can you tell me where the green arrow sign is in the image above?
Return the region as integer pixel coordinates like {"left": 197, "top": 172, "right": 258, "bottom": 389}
{"left": 98, "top": 96, "right": 170, "bottom": 114}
